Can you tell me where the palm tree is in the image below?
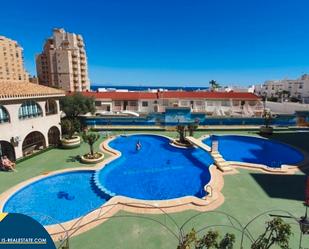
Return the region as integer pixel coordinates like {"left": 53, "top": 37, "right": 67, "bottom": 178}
{"left": 82, "top": 131, "right": 100, "bottom": 156}
{"left": 209, "top": 80, "right": 220, "bottom": 91}
{"left": 176, "top": 125, "right": 186, "bottom": 144}
{"left": 187, "top": 122, "right": 199, "bottom": 136}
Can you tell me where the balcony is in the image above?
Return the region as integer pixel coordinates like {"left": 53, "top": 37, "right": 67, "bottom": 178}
{"left": 77, "top": 35, "right": 83, "bottom": 41}
{"left": 77, "top": 41, "right": 84, "bottom": 48}
{"left": 192, "top": 106, "right": 206, "bottom": 112}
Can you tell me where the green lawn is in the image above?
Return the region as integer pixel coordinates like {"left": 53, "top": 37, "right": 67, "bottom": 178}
{"left": 67, "top": 169, "right": 309, "bottom": 249}
{"left": 0, "top": 136, "right": 107, "bottom": 193}
{"left": 1, "top": 130, "right": 309, "bottom": 248}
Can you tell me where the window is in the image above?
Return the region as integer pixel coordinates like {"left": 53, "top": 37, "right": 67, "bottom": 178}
{"left": 0, "top": 106, "right": 10, "bottom": 123}
{"left": 180, "top": 101, "right": 189, "bottom": 106}
{"left": 114, "top": 101, "right": 121, "bottom": 106}
{"left": 45, "top": 99, "right": 58, "bottom": 115}
{"left": 142, "top": 101, "right": 148, "bottom": 107}
{"left": 18, "top": 101, "right": 43, "bottom": 119}
{"left": 163, "top": 99, "right": 169, "bottom": 106}
{"left": 206, "top": 101, "right": 214, "bottom": 106}
{"left": 221, "top": 100, "right": 230, "bottom": 106}
{"left": 95, "top": 101, "right": 102, "bottom": 107}
{"left": 232, "top": 100, "right": 240, "bottom": 106}
{"left": 129, "top": 101, "right": 137, "bottom": 106}
{"left": 249, "top": 101, "right": 257, "bottom": 106}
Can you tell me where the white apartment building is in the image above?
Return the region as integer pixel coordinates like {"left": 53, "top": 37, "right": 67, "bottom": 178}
{"left": 0, "top": 81, "right": 65, "bottom": 160}
{"left": 0, "top": 36, "right": 29, "bottom": 82}
{"left": 255, "top": 74, "right": 309, "bottom": 103}
{"left": 36, "top": 28, "right": 90, "bottom": 92}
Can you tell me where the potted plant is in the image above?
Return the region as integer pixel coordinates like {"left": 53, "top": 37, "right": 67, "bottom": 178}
{"left": 60, "top": 118, "right": 81, "bottom": 148}
{"left": 81, "top": 130, "right": 104, "bottom": 164}
{"left": 260, "top": 109, "right": 273, "bottom": 135}
{"left": 173, "top": 124, "right": 192, "bottom": 147}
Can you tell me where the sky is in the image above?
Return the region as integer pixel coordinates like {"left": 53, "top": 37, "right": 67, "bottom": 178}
{"left": 1, "top": 0, "right": 309, "bottom": 86}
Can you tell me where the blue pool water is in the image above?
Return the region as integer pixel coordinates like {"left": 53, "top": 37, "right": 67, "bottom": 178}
{"left": 96, "top": 134, "right": 214, "bottom": 200}
{"left": 3, "top": 135, "right": 214, "bottom": 225}
{"left": 203, "top": 135, "right": 304, "bottom": 167}
{"left": 3, "top": 171, "right": 106, "bottom": 225}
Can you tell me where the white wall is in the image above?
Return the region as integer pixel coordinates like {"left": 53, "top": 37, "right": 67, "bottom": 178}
{"left": 0, "top": 98, "right": 62, "bottom": 159}
{"left": 266, "top": 101, "right": 309, "bottom": 114}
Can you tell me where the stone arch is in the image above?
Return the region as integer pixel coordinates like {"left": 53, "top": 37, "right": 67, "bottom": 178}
{"left": 22, "top": 131, "right": 46, "bottom": 156}
{"left": 0, "top": 140, "right": 16, "bottom": 161}
{"left": 48, "top": 126, "right": 61, "bottom": 146}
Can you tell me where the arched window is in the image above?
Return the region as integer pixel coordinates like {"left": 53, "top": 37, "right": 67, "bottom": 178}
{"left": 0, "top": 106, "right": 10, "bottom": 123}
{"left": 45, "top": 99, "right": 58, "bottom": 115}
{"left": 18, "top": 101, "right": 43, "bottom": 120}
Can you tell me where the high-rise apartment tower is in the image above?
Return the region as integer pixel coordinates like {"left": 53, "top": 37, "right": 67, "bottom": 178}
{"left": 36, "top": 28, "right": 90, "bottom": 91}
{"left": 0, "top": 36, "right": 29, "bottom": 82}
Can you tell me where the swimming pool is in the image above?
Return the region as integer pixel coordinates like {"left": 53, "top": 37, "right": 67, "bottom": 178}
{"left": 3, "top": 171, "right": 107, "bottom": 225}
{"left": 95, "top": 134, "right": 214, "bottom": 200}
{"left": 2, "top": 134, "right": 214, "bottom": 225}
{"left": 203, "top": 135, "right": 304, "bottom": 167}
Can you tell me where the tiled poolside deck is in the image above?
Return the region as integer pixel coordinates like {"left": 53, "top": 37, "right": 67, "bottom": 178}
{"left": 1, "top": 130, "right": 308, "bottom": 248}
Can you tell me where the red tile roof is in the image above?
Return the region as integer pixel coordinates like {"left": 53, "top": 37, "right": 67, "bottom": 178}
{"left": 73, "top": 91, "right": 260, "bottom": 100}
{"left": 158, "top": 91, "right": 260, "bottom": 100}
{"left": 76, "top": 91, "right": 158, "bottom": 100}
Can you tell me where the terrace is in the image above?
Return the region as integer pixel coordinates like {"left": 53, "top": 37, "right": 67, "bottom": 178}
{"left": 0, "top": 130, "right": 308, "bottom": 248}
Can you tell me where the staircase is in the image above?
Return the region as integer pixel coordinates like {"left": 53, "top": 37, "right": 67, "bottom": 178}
{"left": 211, "top": 139, "right": 233, "bottom": 172}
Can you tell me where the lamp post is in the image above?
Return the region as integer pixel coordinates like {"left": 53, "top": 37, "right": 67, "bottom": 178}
{"left": 299, "top": 205, "right": 309, "bottom": 234}
{"left": 298, "top": 205, "right": 309, "bottom": 249}
{"left": 298, "top": 177, "right": 309, "bottom": 248}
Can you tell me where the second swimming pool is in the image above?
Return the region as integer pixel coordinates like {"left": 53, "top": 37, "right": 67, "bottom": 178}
{"left": 203, "top": 135, "right": 304, "bottom": 167}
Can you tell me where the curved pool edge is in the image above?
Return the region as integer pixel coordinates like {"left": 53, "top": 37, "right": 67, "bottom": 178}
{"left": 46, "top": 163, "right": 224, "bottom": 241}
{"left": 0, "top": 133, "right": 225, "bottom": 241}
{"left": 96, "top": 133, "right": 215, "bottom": 201}
{"left": 198, "top": 133, "right": 309, "bottom": 174}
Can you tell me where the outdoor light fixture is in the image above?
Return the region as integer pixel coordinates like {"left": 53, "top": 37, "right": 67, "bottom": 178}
{"left": 299, "top": 213, "right": 309, "bottom": 234}
{"left": 10, "top": 136, "right": 20, "bottom": 147}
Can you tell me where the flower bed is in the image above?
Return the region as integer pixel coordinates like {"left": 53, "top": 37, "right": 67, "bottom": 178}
{"left": 81, "top": 152, "right": 104, "bottom": 164}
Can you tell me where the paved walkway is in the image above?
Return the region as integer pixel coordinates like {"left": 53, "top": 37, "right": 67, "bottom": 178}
{"left": 185, "top": 136, "right": 211, "bottom": 152}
